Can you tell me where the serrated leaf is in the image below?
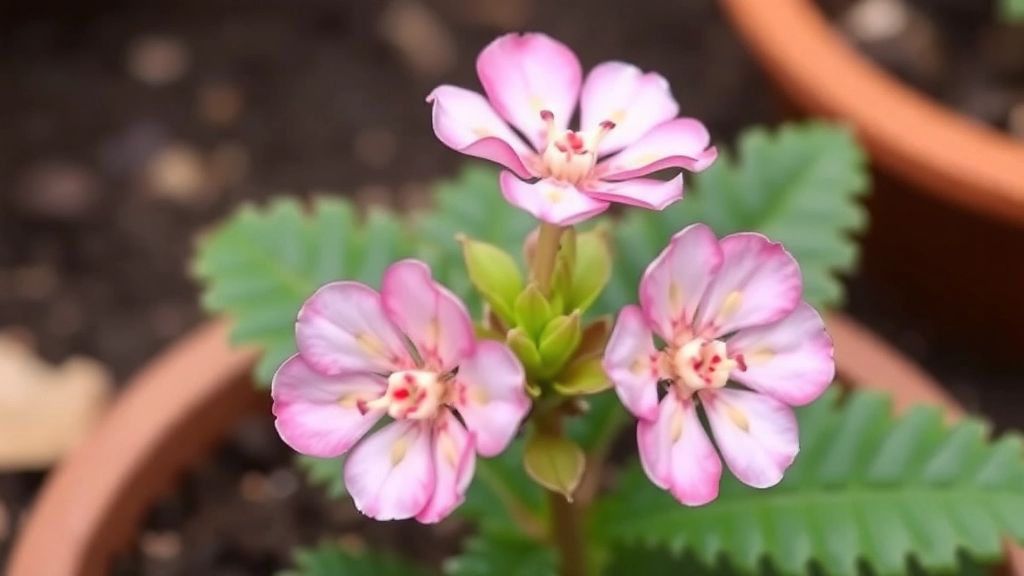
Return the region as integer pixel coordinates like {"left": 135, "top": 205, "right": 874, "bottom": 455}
{"left": 596, "top": 122, "right": 868, "bottom": 316}
{"left": 296, "top": 455, "right": 346, "bottom": 498}
{"left": 193, "top": 197, "right": 413, "bottom": 385}
{"left": 444, "top": 532, "right": 557, "bottom": 576}
{"left": 279, "top": 542, "right": 429, "bottom": 576}
{"left": 592, "top": 387, "right": 1024, "bottom": 576}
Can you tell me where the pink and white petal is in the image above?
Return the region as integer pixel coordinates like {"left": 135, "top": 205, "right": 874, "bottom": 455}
{"left": 271, "top": 355, "right": 387, "bottom": 458}
{"left": 597, "top": 119, "right": 718, "bottom": 181}
{"left": 426, "top": 85, "right": 534, "bottom": 179}
{"left": 344, "top": 420, "right": 435, "bottom": 521}
{"left": 499, "top": 171, "right": 610, "bottom": 226}
{"left": 476, "top": 32, "right": 582, "bottom": 149}
{"left": 638, "top": 223, "right": 724, "bottom": 341}
{"left": 727, "top": 303, "right": 835, "bottom": 406}
{"left": 296, "top": 282, "right": 411, "bottom": 374}
{"left": 702, "top": 388, "right": 799, "bottom": 489}
{"left": 638, "top": 394, "right": 722, "bottom": 506}
{"left": 579, "top": 61, "right": 680, "bottom": 155}
{"left": 584, "top": 174, "right": 683, "bottom": 211}
{"left": 453, "top": 340, "right": 529, "bottom": 457}
{"left": 416, "top": 413, "right": 477, "bottom": 523}
{"left": 603, "top": 305, "right": 660, "bottom": 421}
{"left": 382, "top": 259, "right": 475, "bottom": 371}
{"left": 694, "top": 233, "right": 803, "bottom": 338}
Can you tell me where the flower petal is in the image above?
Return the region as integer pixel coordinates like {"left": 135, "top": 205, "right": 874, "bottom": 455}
{"left": 638, "top": 394, "right": 722, "bottom": 506}
{"left": 603, "top": 304, "right": 660, "bottom": 421}
{"left": 416, "top": 413, "right": 476, "bottom": 523}
{"left": 476, "top": 32, "right": 582, "bottom": 150}
{"left": 382, "top": 259, "right": 475, "bottom": 371}
{"left": 702, "top": 388, "right": 799, "bottom": 489}
{"left": 639, "top": 223, "right": 723, "bottom": 341}
{"left": 296, "top": 282, "right": 411, "bottom": 374}
{"left": 694, "top": 233, "right": 802, "bottom": 338}
{"left": 426, "top": 85, "right": 534, "bottom": 179}
{"left": 453, "top": 340, "right": 529, "bottom": 457}
{"left": 499, "top": 171, "right": 609, "bottom": 226}
{"left": 596, "top": 118, "right": 718, "bottom": 181}
{"left": 727, "top": 302, "right": 834, "bottom": 406}
{"left": 584, "top": 174, "right": 683, "bottom": 211}
{"left": 580, "top": 61, "right": 679, "bottom": 155}
{"left": 344, "top": 420, "right": 435, "bottom": 521}
{"left": 271, "top": 355, "right": 387, "bottom": 458}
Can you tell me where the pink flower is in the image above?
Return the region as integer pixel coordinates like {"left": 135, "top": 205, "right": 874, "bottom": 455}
{"left": 271, "top": 259, "right": 530, "bottom": 523}
{"left": 427, "top": 32, "right": 717, "bottom": 226}
{"left": 602, "top": 224, "right": 834, "bottom": 506}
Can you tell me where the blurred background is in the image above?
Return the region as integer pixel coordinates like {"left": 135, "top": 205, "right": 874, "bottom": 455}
{"left": 1, "top": 0, "right": 1021, "bottom": 574}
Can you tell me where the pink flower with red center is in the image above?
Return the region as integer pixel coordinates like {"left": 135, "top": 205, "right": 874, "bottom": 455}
{"left": 427, "top": 32, "right": 718, "bottom": 226}
{"left": 602, "top": 224, "right": 834, "bottom": 506}
{"left": 271, "top": 259, "right": 530, "bottom": 523}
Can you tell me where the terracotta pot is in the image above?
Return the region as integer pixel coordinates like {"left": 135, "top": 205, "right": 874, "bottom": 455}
{"left": 718, "top": 0, "right": 1024, "bottom": 360}
{"left": 7, "top": 315, "right": 1024, "bottom": 576}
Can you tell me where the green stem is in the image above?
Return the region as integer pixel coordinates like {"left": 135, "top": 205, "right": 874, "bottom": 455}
{"left": 532, "top": 222, "right": 564, "bottom": 295}
{"left": 537, "top": 410, "right": 589, "bottom": 576}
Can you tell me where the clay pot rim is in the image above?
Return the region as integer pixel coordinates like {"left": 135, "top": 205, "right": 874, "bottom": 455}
{"left": 718, "top": 0, "right": 1024, "bottom": 225}
{"left": 7, "top": 314, "right": 1024, "bottom": 575}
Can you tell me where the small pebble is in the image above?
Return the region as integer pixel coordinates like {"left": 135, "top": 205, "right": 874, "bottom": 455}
{"left": 239, "top": 471, "right": 270, "bottom": 502}
{"left": 267, "top": 468, "right": 299, "bottom": 499}
{"left": 144, "top": 144, "right": 211, "bottom": 204}
{"left": 353, "top": 128, "right": 398, "bottom": 169}
{"left": 207, "top": 142, "right": 250, "bottom": 190}
{"left": 840, "top": 0, "right": 910, "bottom": 43}
{"left": 15, "top": 161, "right": 99, "bottom": 221}
{"left": 197, "top": 81, "right": 245, "bottom": 128}
{"left": 140, "top": 530, "right": 182, "bottom": 560}
{"left": 127, "top": 35, "right": 190, "bottom": 86}
{"left": 378, "top": 0, "right": 457, "bottom": 79}
{"left": 98, "top": 122, "right": 169, "bottom": 177}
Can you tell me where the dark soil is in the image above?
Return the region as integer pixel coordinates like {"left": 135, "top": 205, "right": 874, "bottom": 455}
{"left": 0, "top": 0, "right": 771, "bottom": 573}
{"left": 816, "top": 0, "right": 1024, "bottom": 136}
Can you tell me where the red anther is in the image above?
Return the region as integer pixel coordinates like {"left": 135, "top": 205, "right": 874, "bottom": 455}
{"left": 711, "top": 355, "right": 721, "bottom": 364}
{"left": 540, "top": 110, "right": 554, "bottom": 121}
{"left": 566, "top": 131, "right": 584, "bottom": 150}
{"left": 356, "top": 399, "right": 369, "bottom": 415}
{"left": 735, "top": 354, "right": 748, "bottom": 372}
{"left": 403, "top": 373, "right": 415, "bottom": 384}
{"left": 599, "top": 120, "right": 616, "bottom": 130}
{"left": 393, "top": 388, "right": 410, "bottom": 400}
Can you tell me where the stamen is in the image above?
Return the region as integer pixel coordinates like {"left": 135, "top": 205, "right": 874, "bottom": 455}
{"left": 540, "top": 109, "right": 558, "bottom": 143}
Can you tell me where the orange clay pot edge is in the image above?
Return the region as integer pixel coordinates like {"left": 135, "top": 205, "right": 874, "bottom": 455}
{"left": 718, "top": 0, "right": 1024, "bottom": 224}
{"left": 6, "top": 314, "right": 1024, "bottom": 575}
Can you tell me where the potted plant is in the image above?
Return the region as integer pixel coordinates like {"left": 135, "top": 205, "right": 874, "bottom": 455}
{"left": 717, "top": 0, "right": 1024, "bottom": 360}
{"left": 11, "top": 31, "right": 1024, "bottom": 576}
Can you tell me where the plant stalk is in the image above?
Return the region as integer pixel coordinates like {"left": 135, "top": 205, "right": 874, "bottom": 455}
{"left": 532, "top": 222, "right": 565, "bottom": 295}
{"left": 536, "top": 411, "right": 589, "bottom": 576}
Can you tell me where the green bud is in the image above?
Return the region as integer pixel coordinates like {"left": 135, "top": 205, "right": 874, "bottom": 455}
{"left": 553, "top": 357, "right": 612, "bottom": 396}
{"left": 514, "top": 284, "right": 553, "bottom": 339}
{"left": 506, "top": 327, "right": 542, "bottom": 374}
{"left": 459, "top": 235, "right": 523, "bottom": 325}
{"left": 523, "top": 432, "right": 585, "bottom": 500}
{"left": 567, "top": 226, "right": 612, "bottom": 312}
{"left": 538, "top": 311, "right": 582, "bottom": 377}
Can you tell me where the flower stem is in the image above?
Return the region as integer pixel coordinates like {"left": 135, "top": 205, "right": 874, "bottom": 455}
{"left": 532, "top": 222, "right": 565, "bottom": 295}
{"left": 536, "top": 411, "right": 589, "bottom": 576}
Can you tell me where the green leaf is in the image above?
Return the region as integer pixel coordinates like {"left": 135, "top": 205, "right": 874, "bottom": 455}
{"left": 507, "top": 327, "right": 543, "bottom": 375}
{"left": 514, "top": 284, "right": 554, "bottom": 340}
{"left": 553, "top": 357, "right": 612, "bottom": 396}
{"left": 444, "top": 532, "right": 557, "bottom": 576}
{"left": 280, "top": 542, "right": 429, "bottom": 576}
{"left": 597, "top": 122, "right": 868, "bottom": 316}
{"left": 592, "top": 387, "right": 1024, "bottom": 576}
{"left": 567, "top": 226, "right": 612, "bottom": 313}
{"left": 415, "top": 164, "right": 536, "bottom": 313}
{"left": 523, "top": 431, "right": 586, "bottom": 499}
{"left": 193, "top": 197, "right": 413, "bottom": 385}
{"left": 459, "top": 236, "right": 523, "bottom": 324}
{"left": 459, "top": 436, "right": 547, "bottom": 535}
{"left": 1002, "top": 0, "right": 1024, "bottom": 20}
{"left": 295, "top": 455, "right": 346, "bottom": 498}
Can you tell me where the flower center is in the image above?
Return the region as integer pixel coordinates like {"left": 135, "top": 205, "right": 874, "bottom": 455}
{"left": 670, "top": 339, "right": 746, "bottom": 393}
{"left": 365, "top": 370, "right": 447, "bottom": 420}
{"left": 538, "top": 110, "right": 615, "bottom": 184}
